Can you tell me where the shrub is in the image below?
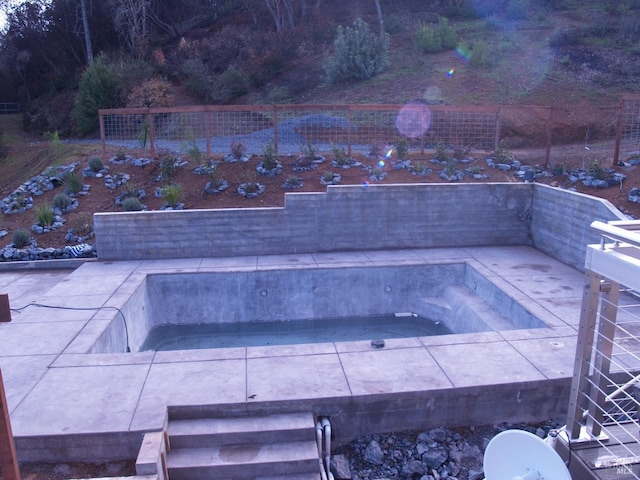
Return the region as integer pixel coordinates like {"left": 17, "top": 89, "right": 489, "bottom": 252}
{"left": 88, "top": 156, "right": 104, "bottom": 172}
{"left": 122, "top": 197, "right": 143, "bottom": 211}
{"left": 437, "top": 17, "right": 458, "bottom": 50}
{"left": 210, "top": 66, "right": 249, "bottom": 104}
{"left": 181, "top": 58, "right": 211, "bottom": 102}
{"left": 494, "top": 140, "right": 514, "bottom": 164}
{"left": 63, "top": 171, "right": 83, "bottom": 195}
{"left": 231, "top": 139, "right": 248, "bottom": 159}
{"left": 395, "top": 137, "right": 409, "bottom": 160}
{"left": 75, "top": 57, "right": 120, "bottom": 136}
{"left": 35, "top": 203, "right": 54, "bottom": 227}
{"left": 415, "top": 17, "right": 457, "bottom": 54}
{"left": 587, "top": 159, "right": 607, "bottom": 180}
{"left": 53, "top": 193, "right": 73, "bottom": 210}
{"left": 435, "top": 141, "right": 450, "bottom": 161}
{"left": 415, "top": 25, "right": 442, "bottom": 53}
{"left": 325, "top": 18, "right": 390, "bottom": 83}
{"left": 126, "top": 77, "right": 175, "bottom": 108}
{"left": 162, "top": 184, "right": 182, "bottom": 207}
{"left": 469, "top": 39, "right": 497, "bottom": 68}
{"left": 159, "top": 154, "right": 177, "bottom": 184}
{"left": 12, "top": 229, "right": 30, "bottom": 248}
{"left": 332, "top": 144, "right": 349, "bottom": 164}
{"left": 70, "top": 212, "right": 93, "bottom": 237}
{"left": 262, "top": 141, "right": 277, "bottom": 167}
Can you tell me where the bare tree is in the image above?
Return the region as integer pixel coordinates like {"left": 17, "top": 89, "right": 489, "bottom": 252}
{"left": 110, "top": 0, "right": 150, "bottom": 56}
{"left": 374, "top": 0, "right": 384, "bottom": 36}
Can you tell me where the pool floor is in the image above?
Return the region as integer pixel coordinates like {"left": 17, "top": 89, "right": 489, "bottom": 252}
{"left": 141, "top": 313, "right": 451, "bottom": 351}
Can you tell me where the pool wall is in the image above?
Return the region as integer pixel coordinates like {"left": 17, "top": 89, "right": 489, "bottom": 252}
{"left": 94, "top": 183, "right": 625, "bottom": 270}
{"left": 90, "top": 263, "right": 545, "bottom": 354}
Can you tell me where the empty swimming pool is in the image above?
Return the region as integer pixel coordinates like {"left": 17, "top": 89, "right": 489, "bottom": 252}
{"left": 90, "top": 262, "right": 547, "bottom": 354}
{"left": 140, "top": 313, "right": 452, "bottom": 350}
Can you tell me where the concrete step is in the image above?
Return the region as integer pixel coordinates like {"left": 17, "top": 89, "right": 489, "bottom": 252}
{"left": 166, "top": 441, "right": 319, "bottom": 480}
{"left": 168, "top": 412, "right": 316, "bottom": 448}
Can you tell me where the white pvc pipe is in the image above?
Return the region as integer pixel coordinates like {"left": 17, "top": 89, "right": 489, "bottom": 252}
{"left": 321, "top": 417, "right": 333, "bottom": 480}
{"left": 315, "top": 420, "right": 328, "bottom": 480}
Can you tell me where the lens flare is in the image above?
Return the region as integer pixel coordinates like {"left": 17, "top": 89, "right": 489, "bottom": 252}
{"left": 395, "top": 101, "right": 432, "bottom": 139}
{"left": 447, "top": 68, "right": 455, "bottom": 77}
{"left": 455, "top": 45, "right": 472, "bottom": 62}
{"left": 362, "top": 180, "right": 370, "bottom": 188}
{"left": 385, "top": 148, "right": 394, "bottom": 159}
{"left": 378, "top": 159, "right": 386, "bottom": 168}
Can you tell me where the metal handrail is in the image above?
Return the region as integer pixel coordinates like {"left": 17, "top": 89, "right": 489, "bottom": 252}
{"left": 591, "top": 220, "right": 640, "bottom": 249}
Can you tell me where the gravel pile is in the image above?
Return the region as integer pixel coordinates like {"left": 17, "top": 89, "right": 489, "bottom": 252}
{"left": 331, "top": 419, "right": 565, "bottom": 480}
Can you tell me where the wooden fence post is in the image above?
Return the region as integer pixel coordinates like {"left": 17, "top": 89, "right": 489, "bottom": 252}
{"left": 0, "top": 366, "right": 21, "bottom": 480}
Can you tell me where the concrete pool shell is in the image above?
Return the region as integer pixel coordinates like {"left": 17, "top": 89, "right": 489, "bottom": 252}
{"left": 0, "top": 183, "right": 628, "bottom": 463}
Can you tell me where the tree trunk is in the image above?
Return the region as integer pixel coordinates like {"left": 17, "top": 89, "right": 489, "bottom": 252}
{"left": 79, "top": 0, "right": 93, "bottom": 65}
{"left": 374, "top": 0, "right": 384, "bottom": 36}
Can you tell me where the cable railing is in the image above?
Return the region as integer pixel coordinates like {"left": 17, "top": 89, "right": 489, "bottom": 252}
{"left": 564, "top": 220, "right": 640, "bottom": 478}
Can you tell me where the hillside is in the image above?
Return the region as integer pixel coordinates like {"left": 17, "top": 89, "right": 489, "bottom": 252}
{"left": 1, "top": 0, "right": 640, "bottom": 253}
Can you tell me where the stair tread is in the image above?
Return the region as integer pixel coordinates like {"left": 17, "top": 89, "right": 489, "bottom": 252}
{"left": 169, "top": 412, "right": 314, "bottom": 436}
{"left": 167, "top": 441, "right": 318, "bottom": 468}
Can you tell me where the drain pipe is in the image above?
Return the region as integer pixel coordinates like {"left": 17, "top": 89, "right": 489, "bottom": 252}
{"left": 315, "top": 419, "right": 328, "bottom": 480}
{"left": 315, "top": 417, "right": 334, "bottom": 480}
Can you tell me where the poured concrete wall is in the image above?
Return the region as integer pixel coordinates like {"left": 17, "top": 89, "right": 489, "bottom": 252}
{"left": 530, "top": 184, "right": 626, "bottom": 270}
{"left": 93, "top": 182, "right": 625, "bottom": 271}
{"left": 94, "top": 183, "right": 533, "bottom": 260}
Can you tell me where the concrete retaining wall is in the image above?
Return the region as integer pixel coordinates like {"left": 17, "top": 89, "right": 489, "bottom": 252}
{"left": 94, "top": 183, "right": 533, "bottom": 260}
{"left": 93, "top": 182, "right": 626, "bottom": 271}
{"left": 530, "top": 184, "right": 626, "bottom": 270}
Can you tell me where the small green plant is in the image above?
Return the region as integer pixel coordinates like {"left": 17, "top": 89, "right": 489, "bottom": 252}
{"left": 412, "top": 161, "right": 429, "bottom": 174}
{"left": 262, "top": 142, "right": 279, "bottom": 170}
{"left": 159, "top": 153, "right": 177, "bottom": 184}
{"left": 162, "top": 183, "right": 182, "bottom": 207}
{"left": 445, "top": 158, "right": 458, "bottom": 176}
{"left": 35, "top": 203, "right": 54, "bottom": 227}
{"left": 321, "top": 170, "right": 335, "bottom": 183}
{"left": 12, "top": 229, "right": 30, "bottom": 248}
{"left": 395, "top": 137, "right": 409, "bottom": 160}
{"left": 285, "top": 175, "right": 302, "bottom": 187}
{"left": 494, "top": 140, "right": 514, "bottom": 164}
{"left": 231, "top": 139, "right": 248, "bottom": 160}
{"left": 52, "top": 193, "right": 73, "bottom": 210}
{"left": 550, "top": 163, "right": 566, "bottom": 176}
{"left": 45, "top": 130, "right": 63, "bottom": 163}
{"left": 586, "top": 158, "right": 607, "bottom": 180}
{"left": 70, "top": 212, "right": 93, "bottom": 237}
{"left": 63, "top": 171, "right": 83, "bottom": 195}
{"left": 138, "top": 121, "right": 150, "bottom": 148}
{"left": 88, "top": 156, "right": 104, "bottom": 172}
{"left": 122, "top": 197, "right": 143, "bottom": 211}
{"left": 452, "top": 144, "right": 471, "bottom": 160}
{"left": 434, "top": 141, "right": 450, "bottom": 161}
{"left": 115, "top": 148, "right": 127, "bottom": 162}
{"left": 302, "top": 142, "right": 317, "bottom": 159}
{"left": 332, "top": 144, "right": 349, "bottom": 165}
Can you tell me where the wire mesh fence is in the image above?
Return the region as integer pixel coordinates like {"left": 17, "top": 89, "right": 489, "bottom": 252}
{"left": 100, "top": 104, "right": 502, "bottom": 159}
{"left": 100, "top": 102, "right": 633, "bottom": 165}
{"left": 620, "top": 96, "right": 640, "bottom": 160}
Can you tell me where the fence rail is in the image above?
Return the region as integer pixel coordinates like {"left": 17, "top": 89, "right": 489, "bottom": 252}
{"left": 99, "top": 99, "right": 640, "bottom": 165}
{"left": 0, "top": 103, "right": 20, "bottom": 115}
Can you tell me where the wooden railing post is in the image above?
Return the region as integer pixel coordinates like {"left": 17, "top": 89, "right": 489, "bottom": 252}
{"left": 0, "top": 366, "right": 21, "bottom": 480}
{"left": 147, "top": 111, "right": 156, "bottom": 157}
{"left": 614, "top": 99, "right": 624, "bottom": 167}
{"left": 99, "top": 109, "right": 106, "bottom": 158}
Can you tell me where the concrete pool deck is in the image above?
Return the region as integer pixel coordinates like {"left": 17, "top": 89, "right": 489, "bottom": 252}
{"left": 0, "top": 246, "right": 585, "bottom": 462}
